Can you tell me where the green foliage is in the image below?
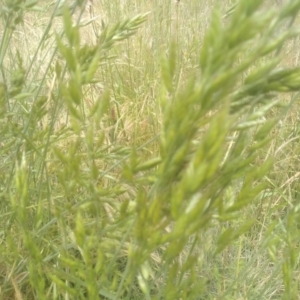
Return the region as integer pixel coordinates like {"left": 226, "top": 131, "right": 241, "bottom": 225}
{"left": 1, "top": 0, "right": 300, "bottom": 299}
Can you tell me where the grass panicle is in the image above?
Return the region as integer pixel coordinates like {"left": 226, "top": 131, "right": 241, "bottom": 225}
{"left": 1, "top": 0, "right": 300, "bottom": 299}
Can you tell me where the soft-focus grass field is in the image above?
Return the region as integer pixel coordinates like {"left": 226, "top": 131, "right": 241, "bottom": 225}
{"left": 1, "top": 0, "right": 300, "bottom": 299}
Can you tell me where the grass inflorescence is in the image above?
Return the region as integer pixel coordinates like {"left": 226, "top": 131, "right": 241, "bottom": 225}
{"left": 1, "top": 0, "right": 300, "bottom": 299}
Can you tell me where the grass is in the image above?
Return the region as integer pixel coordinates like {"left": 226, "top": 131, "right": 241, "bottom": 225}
{"left": 1, "top": 0, "right": 300, "bottom": 299}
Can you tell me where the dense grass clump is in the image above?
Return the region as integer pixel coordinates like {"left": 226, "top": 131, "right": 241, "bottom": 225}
{"left": 1, "top": 0, "right": 300, "bottom": 299}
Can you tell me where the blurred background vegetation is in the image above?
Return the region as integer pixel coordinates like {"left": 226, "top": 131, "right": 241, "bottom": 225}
{"left": 1, "top": 0, "right": 300, "bottom": 299}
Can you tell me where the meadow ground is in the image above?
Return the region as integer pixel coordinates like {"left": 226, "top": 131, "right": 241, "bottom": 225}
{"left": 1, "top": 0, "right": 300, "bottom": 299}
